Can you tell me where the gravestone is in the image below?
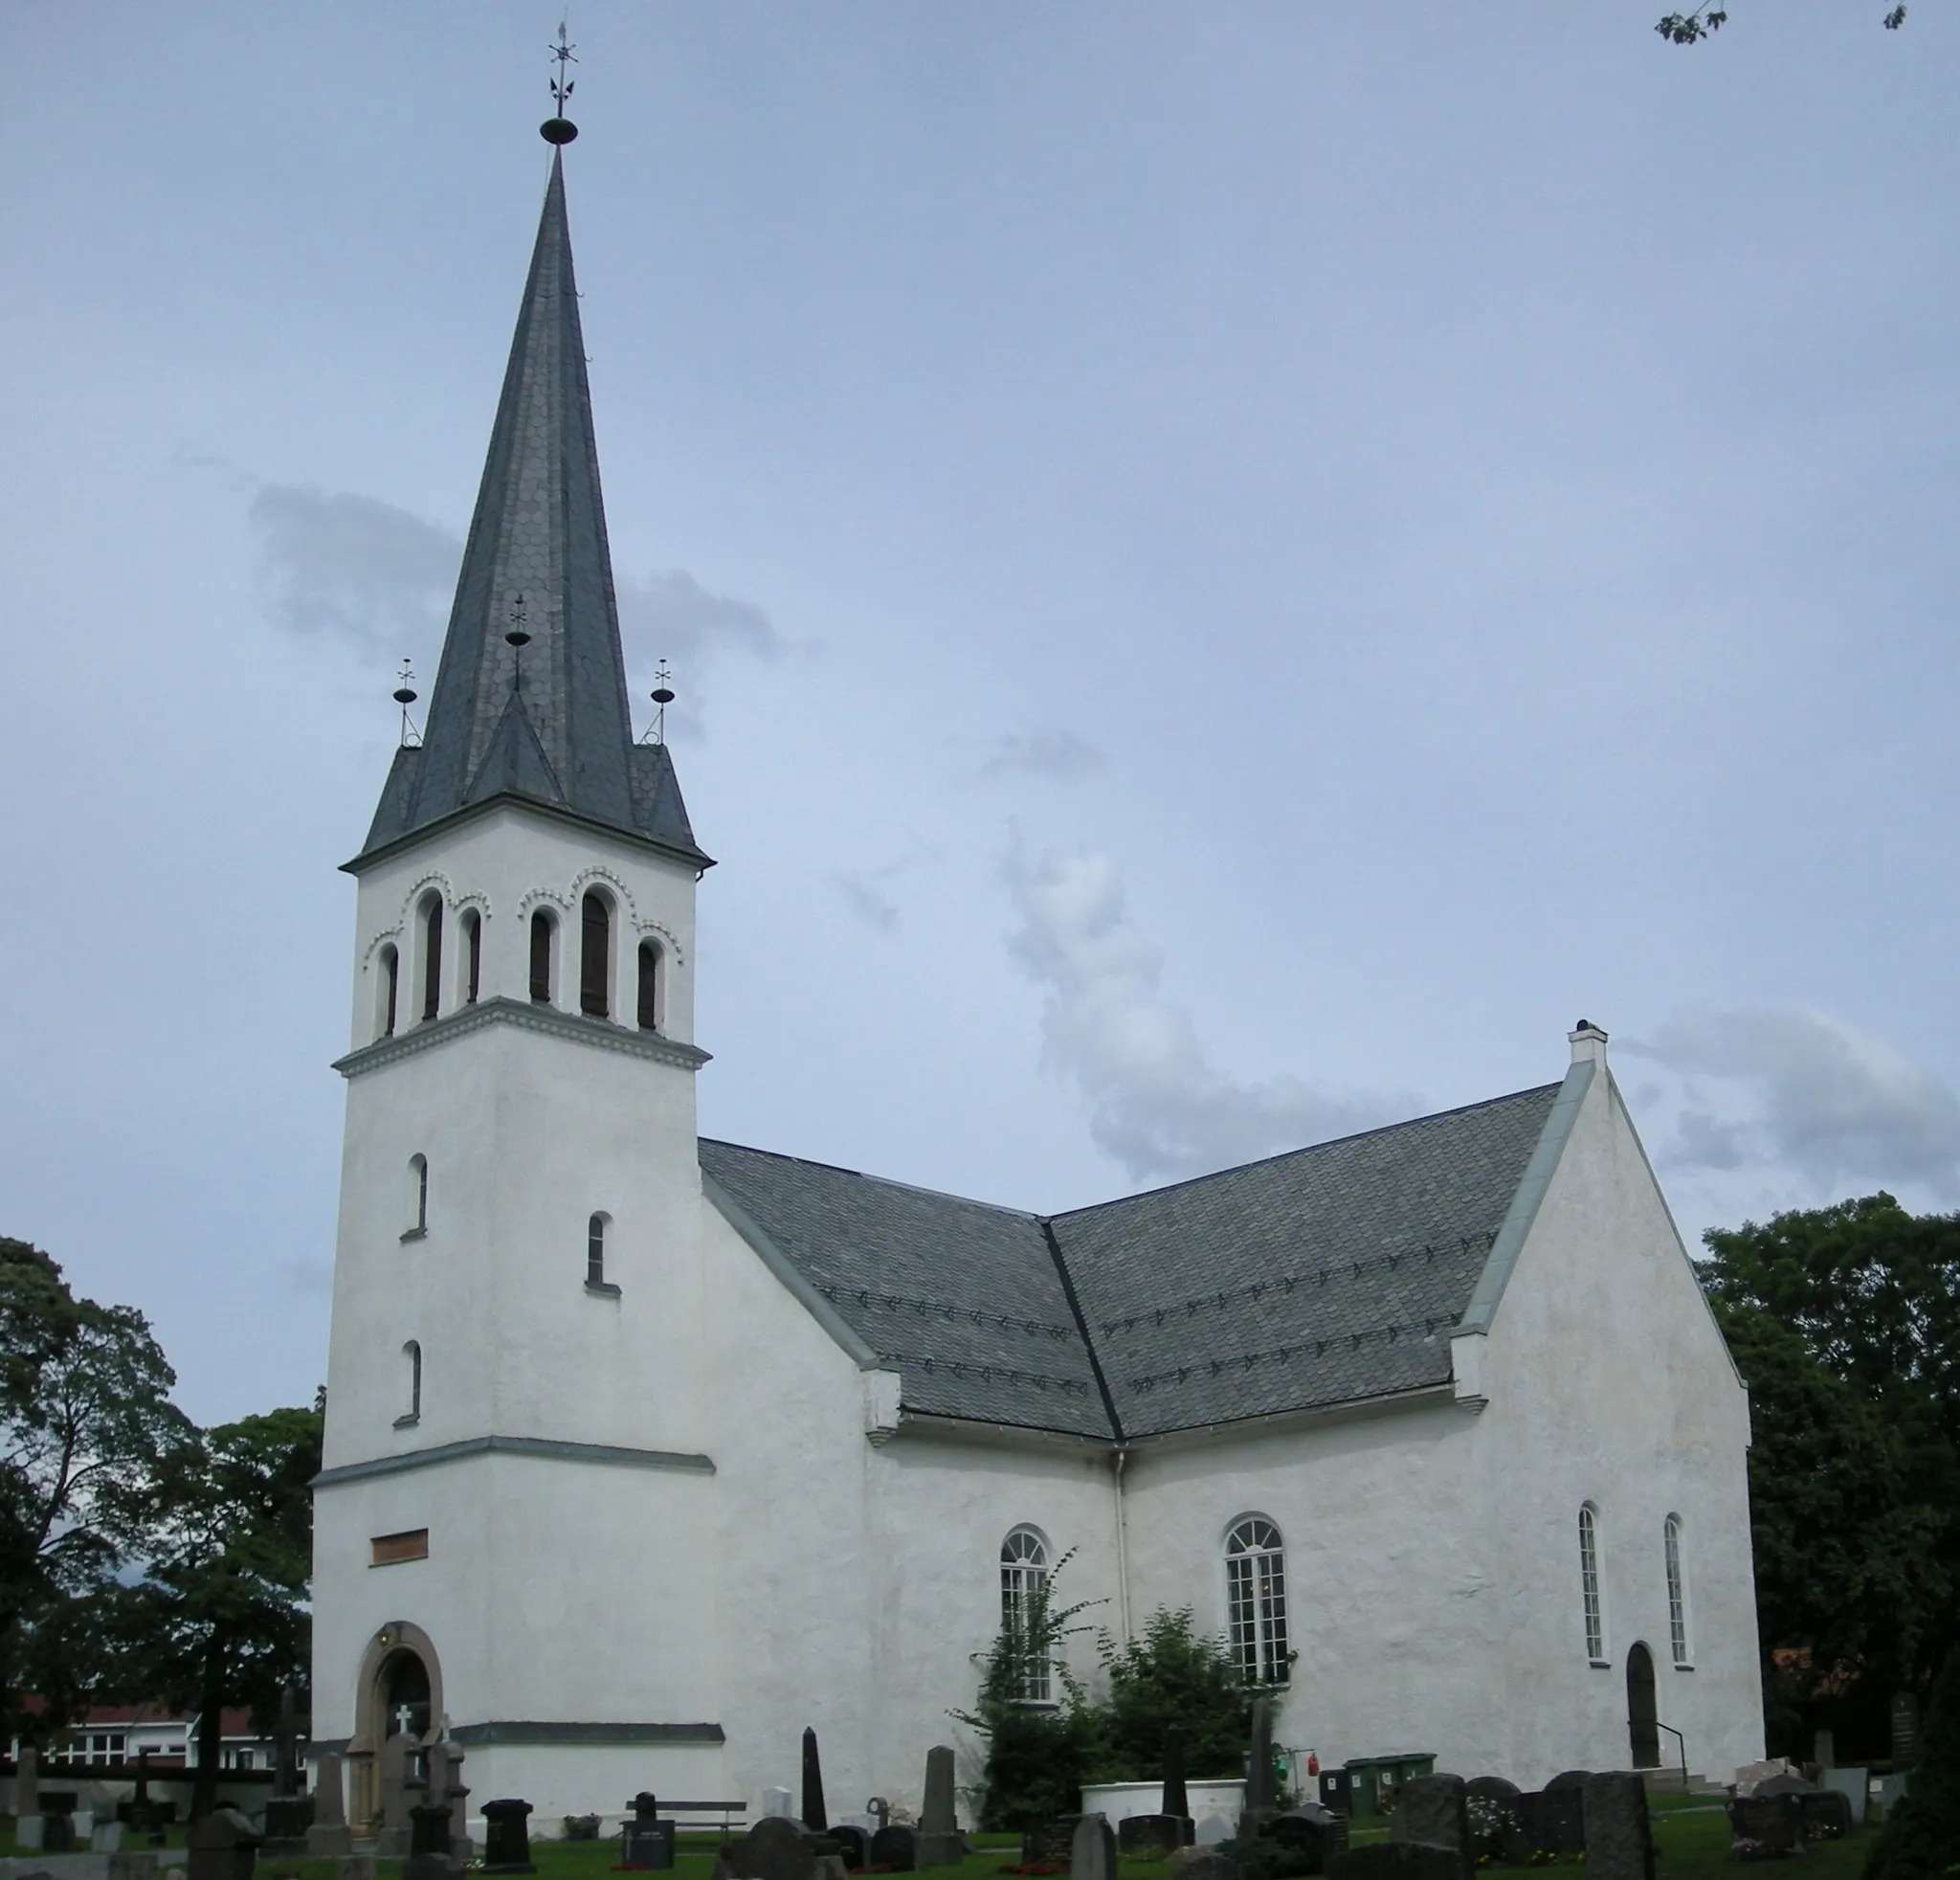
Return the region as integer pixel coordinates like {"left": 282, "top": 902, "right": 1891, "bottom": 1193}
{"left": 308, "top": 1753, "right": 353, "bottom": 1857}
{"left": 1819, "top": 1769, "right": 1868, "bottom": 1827}
{"left": 1118, "top": 1816, "right": 1190, "bottom": 1856}
{"left": 730, "top": 1816, "right": 819, "bottom": 1880}
{"left": 274, "top": 1686, "right": 301, "bottom": 1801}
{"left": 1325, "top": 1846, "right": 1463, "bottom": 1880}
{"left": 481, "top": 1799, "right": 537, "bottom": 1874}
{"left": 1509, "top": 1787, "right": 1585, "bottom": 1858}
{"left": 869, "top": 1824, "right": 918, "bottom": 1871}
{"left": 428, "top": 1742, "right": 472, "bottom": 1864}
{"left": 15, "top": 1743, "right": 41, "bottom": 1850}
{"left": 1580, "top": 1775, "right": 1653, "bottom": 1880}
{"left": 1017, "top": 1818, "right": 1077, "bottom": 1870}
{"left": 375, "top": 1732, "right": 418, "bottom": 1856}
{"left": 188, "top": 1807, "right": 262, "bottom": 1880}
{"left": 1725, "top": 1794, "right": 1802, "bottom": 1858}
{"left": 1799, "top": 1790, "right": 1853, "bottom": 1840}
{"left": 1068, "top": 1813, "right": 1116, "bottom": 1880}
{"left": 1462, "top": 1779, "right": 1519, "bottom": 1861}
{"left": 917, "top": 1745, "right": 961, "bottom": 1868}
{"left": 828, "top": 1824, "right": 867, "bottom": 1869}
{"left": 1269, "top": 1802, "right": 1348, "bottom": 1869}
{"left": 404, "top": 1801, "right": 454, "bottom": 1880}
{"left": 1387, "top": 1776, "right": 1469, "bottom": 1877}
{"left": 1240, "top": 1698, "right": 1279, "bottom": 1839}
{"left": 1163, "top": 1725, "right": 1192, "bottom": 1834}
{"left": 1891, "top": 1690, "right": 1921, "bottom": 1768}
{"left": 262, "top": 1797, "right": 314, "bottom": 1858}
{"left": 802, "top": 1728, "right": 829, "bottom": 1833}
{"left": 126, "top": 1747, "right": 163, "bottom": 1840}
{"left": 763, "top": 1789, "right": 795, "bottom": 1821}
{"left": 1811, "top": 1729, "right": 1835, "bottom": 1771}
{"left": 867, "top": 1800, "right": 891, "bottom": 1834}
{"left": 623, "top": 1793, "right": 678, "bottom": 1870}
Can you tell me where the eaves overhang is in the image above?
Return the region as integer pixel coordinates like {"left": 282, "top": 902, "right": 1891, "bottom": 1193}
{"left": 342, "top": 791, "right": 715, "bottom": 878}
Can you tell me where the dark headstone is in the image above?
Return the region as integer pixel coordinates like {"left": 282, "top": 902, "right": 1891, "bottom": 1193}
{"left": 1800, "top": 1789, "right": 1853, "bottom": 1840}
{"left": 1317, "top": 1770, "right": 1353, "bottom": 1816}
{"left": 274, "top": 1685, "right": 301, "bottom": 1801}
{"left": 1462, "top": 1778, "right": 1518, "bottom": 1802}
{"left": 1461, "top": 1780, "right": 1520, "bottom": 1861}
{"left": 1544, "top": 1771, "right": 1592, "bottom": 1791}
{"left": 623, "top": 1799, "right": 678, "bottom": 1873}
{"left": 1068, "top": 1814, "right": 1115, "bottom": 1880}
{"left": 1269, "top": 1802, "right": 1349, "bottom": 1869}
{"left": 188, "top": 1807, "right": 262, "bottom": 1880}
{"left": 44, "top": 1814, "right": 77, "bottom": 1854}
{"left": 1580, "top": 1775, "right": 1653, "bottom": 1880}
{"left": 732, "top": 1816, "right": 820, "bottom": 1880}
{"left": 829, "top": 1824, "right": 868, "bottom": 1869}
{"left": 802, "top": 1728, "right": 829, "bottom": 1833}
{"left": 481, "top": 1798, "right": 537, "bottom": 1874}
{"left": 1325, "top": 1845, "right": 1464, "bottom": 1880}
{"left": 1510, "top": 1788, "right": 1586, "bottom": 1857}
{"left": 1388, "top": 1774, "right": 1468, "bottom": 1873}
{"left": 1163, "top": 1726, "right": 1190, "bottom": 1821}
{"left": 1017, "top": 1818, "right": 1076, "bottom": 1870}
{"left": 262, "top": 1797, "right": 315, "bottom": 1857}
{"left": 918, "top": 1745, "right": 962, "bottom": 1867}
{"left": 1242, "top": 1697, "right": 1277, "bottom": 1837}
{"left": 1726, "top": 1793, "right": 1803, "bottom": 1857}
{"left": 1891, "top": 1690, "right": 1922, "bottom": 1768}
{"left": 870, "top": 1824, "right": 919, "bottom": 1871}
{"left": 404, "top": 1799, "right": 454, "bottom": 1880}
{"left": 1117, "top": 1816, "right": 1190, "bottom": 1857}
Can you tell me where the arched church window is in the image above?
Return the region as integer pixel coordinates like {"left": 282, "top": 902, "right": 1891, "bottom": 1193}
{"left": 581, "top": 891, "right": 612, "bottom": 1018}
{"left": 1225, "top": 1515, "right": 1290, "bottom": 1685}
{"left": 462, "top": 909, "right": 481, "bottom": 1005}
{"left": 1580, "top": 1504, "right": 1606, "bottom": 1663}
{"left": 1000, "top": 1528, "right": 1052, "bottom": 1702}
{"left": 420, "top": 895, "right": 443, "bottom": 1022}
{"left": 637, "top": 941, "right": 661, "bottom": 1032}
{"left": 529, "top": 911, "right": 555, "bottom": 1004}
{"left": 397, "top": 1341, "right": 422, "bottom": 1427}
{"left": 1664, "top": 1515, "right": 1690, "bottom": 1667}
{"left": 404, "top": 1154, "right": 428, "bottom": 1241}
{"left": 379, "top": 945, "right": 400, "bottom": 1040}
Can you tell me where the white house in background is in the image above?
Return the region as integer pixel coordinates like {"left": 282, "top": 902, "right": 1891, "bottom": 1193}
{"left": 310, "top": 121, "right": 1765, "bottom": 1837}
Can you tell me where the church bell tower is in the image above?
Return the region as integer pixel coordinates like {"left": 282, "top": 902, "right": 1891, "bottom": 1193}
{"left": 311, "top": 113, "right": 728, "bottom": 1821}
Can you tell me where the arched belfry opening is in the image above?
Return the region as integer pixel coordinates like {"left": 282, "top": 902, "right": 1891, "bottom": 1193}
{"left": 348, "top": 1621, "right": 445, "bottom": 1828}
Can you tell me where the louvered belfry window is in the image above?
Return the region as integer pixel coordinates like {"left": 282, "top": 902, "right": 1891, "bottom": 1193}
{"left": 530, "top": 911, "right": 553, "bottom": 1003}
{"left": 1226, "top": 1515, "right": 1290, "bottom": 1684}
{"left": 463, "top": 910, "right": 481, "bottom": 1004}
{"left": 637, "top": 941, "right": 661, "bottom": 1031}
{"left": 421, "top": 897, "right": 443, "bottom": 1022}
{"left": 581, "top": 891, "right": 610, "bottom": 1018}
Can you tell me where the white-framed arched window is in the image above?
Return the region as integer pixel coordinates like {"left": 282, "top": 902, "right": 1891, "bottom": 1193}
{"left": 1664, "top": 1514, "right": 1690, "bottom": 1667}
{"left": 1226, "top": 1515, "right": 1290, "bottom": 1685}
{"left": 1580, "top": 1503, "right": 1606, "bottom": 1663}
{"left": 1000, "top": 1527, "right": 1052, "bottom": 1702}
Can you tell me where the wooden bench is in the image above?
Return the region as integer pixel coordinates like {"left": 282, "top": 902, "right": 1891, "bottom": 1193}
{"left": 643, "top": 1801, "right": 748, "bottom": 1837}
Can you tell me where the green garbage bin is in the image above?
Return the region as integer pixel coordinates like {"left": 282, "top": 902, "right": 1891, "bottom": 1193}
{"left": 1342, "top": 1754, "right": 1437, "bottom": 1817}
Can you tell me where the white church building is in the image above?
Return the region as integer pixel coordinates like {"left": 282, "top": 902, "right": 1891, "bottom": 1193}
{"left": 311, "top": 127, "right": 1766, "bottom": 1834}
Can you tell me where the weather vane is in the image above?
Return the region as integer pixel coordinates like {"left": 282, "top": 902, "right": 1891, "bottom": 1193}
{"left": 505, "top": 593, "right": 531, "bottom": 694}
{"left": 642, "top": 662, "right": 676, "bottom": 746}
{"left": 543, "top": 19, "right": 579, "bottom": 145}
{"left": 392, "top": 660, "right": 423, "bottom": 750}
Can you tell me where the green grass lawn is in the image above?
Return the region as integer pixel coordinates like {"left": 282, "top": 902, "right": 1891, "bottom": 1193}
{"left": 2, "top": 1804, "right": 1885, "bottom": 1880}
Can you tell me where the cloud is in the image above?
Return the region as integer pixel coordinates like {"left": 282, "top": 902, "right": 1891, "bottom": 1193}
{"left": 247, "top": 482, "right": 782, "bottom": 730}
{"left": 1625, "top": 1007, "right": 1960, "bottom": 1197}
{"left": 978, "top": 727, "right": 1106, "bottom": 783}
{"left": 1004, "top": 841, "right": 1418, "bottom": 1182}
{"left": 832, "top": 839, "right": 936, "bottom": 933}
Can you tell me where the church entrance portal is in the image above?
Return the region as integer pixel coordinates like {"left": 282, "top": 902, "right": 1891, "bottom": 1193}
{"left": 1627, "top": 1641, "right": 1660, "bottom": 1769}
{"left": 349, "top": 1622, "right": 445, "bottom": 1830}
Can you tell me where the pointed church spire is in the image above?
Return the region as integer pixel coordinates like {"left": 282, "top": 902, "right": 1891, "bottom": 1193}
{"left": 355, "top": 143, "right": 707, "bottom": 871}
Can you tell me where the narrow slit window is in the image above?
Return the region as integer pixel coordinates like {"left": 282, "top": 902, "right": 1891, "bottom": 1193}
{"left": 1225, "top": 1515, "right": 1290, "bottom": 1685}
{"left": 408, "top": 1154, "right": 428, "bottom": 1238}
{"left": 637, "top": 942, "right": 661, "bottom": 1031}
{"left": 1580, "top": 1504, "right": 1605, "bottom": 1662}
{"left": 400, "top": 1340, "right": 422, "bottom": 1425}
{"left": 580, "top": 892, "right": 611, "bottom": 1018}
{"left": 588, "top": 1214, "right": 606, "bottom": 1287}
{"left": 530, "top": 911, "right": 554, "bottom": 1004}
{"left": 380, "top": 945, "right": 399, "bottom": 1039}
{"left": 420, "top": 897, "right": 443, "bottom": 1022}
{"left": 463, "top": 910, "right": 481, "bottom": 1005}
{"left": 1664, "top": 1515, "right": 1689, "bottom": 1667}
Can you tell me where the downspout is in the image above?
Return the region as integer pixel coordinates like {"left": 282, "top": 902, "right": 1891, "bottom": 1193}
{"left": 1113, "top": 1446, "right": 1133, "bottom": 1645}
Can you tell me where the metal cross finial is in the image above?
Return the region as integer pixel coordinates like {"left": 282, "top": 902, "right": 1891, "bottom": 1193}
{"left": 505, "top": 594, "right": 531, "bottom": 694}
{"left": 550, "top": 19, "right": 577, "bottom": 113}
{"left": 392, "top": 660, "right": 423, "bottom": 749}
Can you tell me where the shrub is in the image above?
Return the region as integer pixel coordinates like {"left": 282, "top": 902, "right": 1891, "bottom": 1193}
{"left": 1864, "top": 1649, "right": 1960, "bottom": 1879}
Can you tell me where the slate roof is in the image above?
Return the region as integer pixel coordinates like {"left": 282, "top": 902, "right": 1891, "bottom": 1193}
{"left": 700, "top": 1081, "right": 1563, "bottom": 1443}
{"left": 356, "top": 152, "right": 708, "bottom": 869}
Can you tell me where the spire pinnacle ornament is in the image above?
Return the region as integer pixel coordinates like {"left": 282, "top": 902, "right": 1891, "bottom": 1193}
{"left": 542, "top": 20, "right": 579, "bottom": 144}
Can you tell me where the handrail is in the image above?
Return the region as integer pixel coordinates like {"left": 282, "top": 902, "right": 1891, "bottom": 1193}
{"left": 1652, "top": 1721, "right": 1689, "bottom": 1791}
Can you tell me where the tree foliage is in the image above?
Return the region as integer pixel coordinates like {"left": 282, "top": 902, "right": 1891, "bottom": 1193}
{"left": 1092, "top": 1606, "right": 1276, "bottom": 1781}
{"left": 1701, "top": 1195, "right": 1960, "bottom": 1716}
{"left": 122, "top": 1404, "right": 323, "bottom": 1817}
{"left": 0, "top": 1237, "right": 191, "bottom": 1740}
{"left": 1861, "top": 1647, "right": 1960, "bottom": 1880}
{"left": 1657, "top": 5, "right": 1907, "bottom": 42}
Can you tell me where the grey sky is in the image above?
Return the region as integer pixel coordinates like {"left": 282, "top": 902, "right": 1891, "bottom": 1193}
{"left": 3, "top": 3, "right": 1957, "bottom": 1421}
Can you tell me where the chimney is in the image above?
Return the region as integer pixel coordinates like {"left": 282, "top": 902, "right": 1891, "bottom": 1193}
{"left": 1569, "top": 1018, "right": 1608, "bottom": 1066}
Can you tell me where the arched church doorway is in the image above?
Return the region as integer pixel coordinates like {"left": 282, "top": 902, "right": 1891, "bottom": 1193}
{"left": 349, "top": 1622, "right": 445, "bottom": 1829}
{"left": 1626, "top": 1641, "right": 1660, "bottom": 1769}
